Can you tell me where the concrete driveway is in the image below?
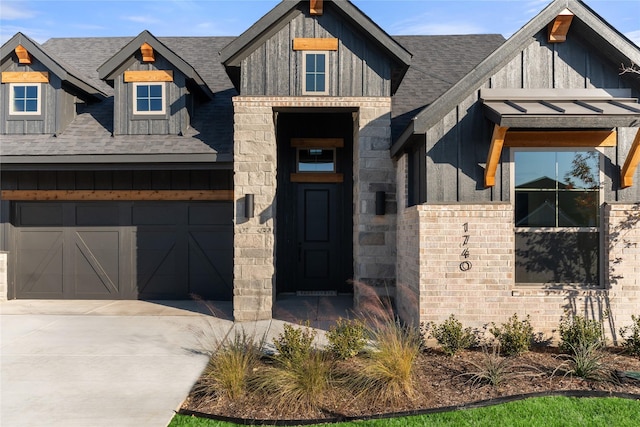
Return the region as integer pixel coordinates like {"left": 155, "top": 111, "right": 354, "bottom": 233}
{"left": 0, "top": 300, "right": 234, "bottom": 427}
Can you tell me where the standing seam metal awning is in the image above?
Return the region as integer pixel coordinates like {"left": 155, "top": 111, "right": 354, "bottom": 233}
{"left": 479, "top": 89, "right": 640, "bottom": 188}
{"left": 481, "top": 88, "right": 640, "bottom": 128}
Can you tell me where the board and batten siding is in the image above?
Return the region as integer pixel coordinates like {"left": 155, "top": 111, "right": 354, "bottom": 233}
{"left": 113, "top": 54, "right": 191, "bottom": 136}
{"left": 241, "top": 5, "right": 391, "bottom": 97}
{"left": 421, "top": 29, "right": 640, "bottom": 204}
{"left": 0, "top": 57, "right": 69, "bottom": 135}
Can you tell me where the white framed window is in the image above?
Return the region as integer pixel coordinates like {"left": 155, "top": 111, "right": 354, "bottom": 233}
{"left": 512, "top": 148, "right": 603, "bottom": 287}
{"left": 133, "top": 82, "right": 165, "bottom": 114}
{"left": 302, "top": 52, "right": 328, "bottom": 95}
{"left": 9, "top": 83, "right": 40, "bottom": 115}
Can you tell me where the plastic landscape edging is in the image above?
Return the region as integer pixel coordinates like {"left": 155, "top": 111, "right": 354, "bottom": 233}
{"left": 176, "top": 390, "right": 640, "bottom": 426}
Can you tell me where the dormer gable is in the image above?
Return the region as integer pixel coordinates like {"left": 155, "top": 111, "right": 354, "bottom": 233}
{"left": 219, "top": 0, "right": 412, "bottom": 97}
{"left": 97, "top": 30, "right": 214, "bottom": 136}
{"left": 0, "top": 32, "right": 106, "bottom": 135}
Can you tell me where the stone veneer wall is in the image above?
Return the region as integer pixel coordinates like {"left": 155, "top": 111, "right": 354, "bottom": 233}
{"left": 232, "top": 97, "right": 394, "bottom": 322}
{"left": 0, "top": 252, "right": 7, "bottom": 301}
{"left": 396, "top": 200, "right": 640, "bottom": 342}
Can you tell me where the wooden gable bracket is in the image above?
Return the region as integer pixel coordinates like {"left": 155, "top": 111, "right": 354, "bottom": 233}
{"left": 548, "top": 9, "right": 574, "bottom": 43}
{"left": 621, "top": 129, "right": 640, "bottom": 188}
{"left": 14, "top": 44, "right": 32, "bottom": 64}
{"left": 310, "top": 0, "right": 323, "bottom": 16}
{"left": 140, "top": 42, "right": 155, "bottom": 62}
{"left": 485, "top": 125, "right": 508, "bottom": 187}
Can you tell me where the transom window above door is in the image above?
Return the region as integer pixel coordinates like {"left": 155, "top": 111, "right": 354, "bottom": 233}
{"left": 514, "top": 149, "right": 601, "bottom": 286}
{"left": 297, "top": 148, "right": 335, "bottom": 172}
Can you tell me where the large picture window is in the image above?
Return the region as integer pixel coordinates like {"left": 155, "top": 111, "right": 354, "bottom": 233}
{"left": 514, "top": 149, "right": 601, "bottom": 286}
{"left": 133, "top": 83, "right": 165, "bottom": 114}
{"left": 10, "top": 83, "right": 40, "bottom": 114}
{"left": 303, "top": 52, "right": 328, "bottom": 95}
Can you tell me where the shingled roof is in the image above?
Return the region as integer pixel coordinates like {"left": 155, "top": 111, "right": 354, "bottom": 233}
{"left": 1, "top": 33, "right": 503, "bottom": 163}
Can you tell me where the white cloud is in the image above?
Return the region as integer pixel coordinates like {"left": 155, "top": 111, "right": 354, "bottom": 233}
{"left": 0, "top": 3, "right": 36, "bottom": 20}
{"left": 626, "top": 30, "right": 640, "bottom": 47}
{"left": 121, "top": 15, "right": 162, "bottom": 25}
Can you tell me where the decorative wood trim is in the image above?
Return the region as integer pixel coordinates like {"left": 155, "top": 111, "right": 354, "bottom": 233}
{"left": 291, "top": 138, "right": 344, "bottom": 148}
{"left": 621, "top": 129, "right": 640, "bottom": 188}
{"left": 292, "top": 38, "right": 338, "bottom": 51}
{"left": 0, "top": 190, "right": 233, "bottom": 201}
{"left": 504, "top": 130, "right": 617, "bottom": 147}
{"left": 123, "top": 70, "right": 174, "bottom": 82}
{"left": 1, "top": 71, "right": 49, "bottom": 83}
{"left": 14, "top": 45, "right": 31, "bottom": 64}
{"left": 310, "top": 0, "right": 323, "bottom": 16}
{"left": 548, "top": 9, "right": 574, "bottom": 43}
{"left": 485, "top": 125, "right": 508, "bottom": 187}
{"left": 290, "top": 173, "right": 344, "bottom": 183}
{"left": 140, "top": 42, "right": 155, "bottom": 62}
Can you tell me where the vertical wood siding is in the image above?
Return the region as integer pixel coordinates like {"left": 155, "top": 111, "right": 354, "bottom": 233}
{"left": 241, "top": 6, "right": 391, "bottom": 96}
{"left": 113, "top": 54, "right": 189, "bottom": 135}
{"left": 423, "top": 29, "right": 640, "bottom": 203}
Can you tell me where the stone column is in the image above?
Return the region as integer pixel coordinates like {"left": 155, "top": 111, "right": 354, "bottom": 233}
{"left": 232, "top": 98, "right": 277, "bottom": 322}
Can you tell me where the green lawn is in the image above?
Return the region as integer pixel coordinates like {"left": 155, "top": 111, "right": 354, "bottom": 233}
{"left": 170, "top": 396, "right": 640, "bottom": 427}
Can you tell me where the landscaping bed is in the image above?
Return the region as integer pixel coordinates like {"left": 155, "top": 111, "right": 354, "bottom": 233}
{"left": 180, "top": 342, "right": 640, "bottom": 422}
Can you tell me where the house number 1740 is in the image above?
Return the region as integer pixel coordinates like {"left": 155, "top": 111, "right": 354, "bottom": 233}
{"left": 460, "top": 222, "right": 472, "bottom": 271}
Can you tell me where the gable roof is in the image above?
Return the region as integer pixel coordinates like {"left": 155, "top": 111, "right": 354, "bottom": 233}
{"left": 390, "top": 0, "right": 640, "bottom": 157}
{"left": 219, "top": 0, "right": 413, "bottom": 94}
{"left": 0, "top": 32, "right": 107, "bottom": 100}
{"left": 97, "top": 30, "right": 214, "bottom": 99}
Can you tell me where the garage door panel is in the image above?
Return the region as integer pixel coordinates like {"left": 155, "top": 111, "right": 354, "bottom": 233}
{"left": 188, "top": 230, "right": 233, "bottom": 300}
{"left": 17, "top": 230, "right": 64, "bottom": 297}
{"left": 135, "top": 230, "right": 186, "bottom": 299}
{"left": 13, "top": 201, "right": 233, "bottom": 301}
{"left": 73, "top": 231, "right": 120, "bottom": 297}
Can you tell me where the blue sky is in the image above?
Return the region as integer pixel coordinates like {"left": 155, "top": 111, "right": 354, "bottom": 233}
{"left": 0, "top": 0, "right": 639, "bottom": 46}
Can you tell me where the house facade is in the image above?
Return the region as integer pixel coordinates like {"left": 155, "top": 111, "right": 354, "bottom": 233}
{"left": 1, "top": 0, "right": 639, "bottom": 339}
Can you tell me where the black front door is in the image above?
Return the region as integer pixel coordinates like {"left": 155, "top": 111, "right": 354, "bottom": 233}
{"left": 296, "top": 184, "right": 342, "bottom": 291}
{"left": 276, "top": 111, "right": 354, "bottom": 294}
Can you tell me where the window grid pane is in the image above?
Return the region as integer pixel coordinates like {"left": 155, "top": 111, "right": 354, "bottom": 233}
{"left": 305, "top": 53, "right": 326, "bottom": 93}
{"left": 12, "top": 85, "right": 39, "bottom": 113}
{"left": 135, "top": 84, "right": 163, "bottom": 112}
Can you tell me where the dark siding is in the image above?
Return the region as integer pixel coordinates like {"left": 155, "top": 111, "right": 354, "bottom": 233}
{"left": 113, "top": 53, "right": 190, "bottom": 135}
{"left": 1, "top": 169, "right": 233, "bottom": 191}
{"left": 422, "top": 29, "right": 640, "bottom": 203}
{"left": 241, "top": 5, "right": 392, "bottom": 97}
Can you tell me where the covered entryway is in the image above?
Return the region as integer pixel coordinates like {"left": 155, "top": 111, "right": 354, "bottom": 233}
{"left": 276, "top": 111, "right": 354, "bottom": 294}
{"left": 11, "top": 201, "right": 233, "bottom": 300}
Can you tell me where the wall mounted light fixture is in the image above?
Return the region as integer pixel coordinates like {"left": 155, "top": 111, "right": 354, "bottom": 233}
{"left": 375, "top": 191, "right": 385, "bottom": 216}
{"left": 245, "top": 194, "right": 254, "bottom": 218}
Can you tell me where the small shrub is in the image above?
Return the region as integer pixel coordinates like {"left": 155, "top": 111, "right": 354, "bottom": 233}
{"left": 427, "top": 314, "right": 477, "bottom": 356}
{"left": 489, "top": 314, "right": 534, "bottom": 356}
{"left": 463, "top": 345, "right": 514, "bottom": 387}
{"left": 556, "top": 342, "right": 612, "bottom": 382}
{"left": 558, "top": 315, "right": 604, "bottom": 355}
{"left": 326, "top": 318, "right": 367, "bottom": 360}
{"left": 620, "top": 315, "right": 640, "bottom": 357}
{"left": 251, "top": 349, "right": 332, "bottom": 412}
{"left": 197, "top": 329, "right": 261, "bottom": 401}
{"left": 273, "top": 323, "right": 316, "bottom": 366}
{"left": 355, "top": 320, "right": 422, "bottom": 403}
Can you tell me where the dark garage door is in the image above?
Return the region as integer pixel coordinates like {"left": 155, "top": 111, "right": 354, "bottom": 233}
{"left": 12, "top": 202, "right": 233, "bottom": 300}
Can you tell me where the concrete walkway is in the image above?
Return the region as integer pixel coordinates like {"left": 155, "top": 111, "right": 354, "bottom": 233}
{"left": 0, "top": 296, "right": 353, "bottom": 427}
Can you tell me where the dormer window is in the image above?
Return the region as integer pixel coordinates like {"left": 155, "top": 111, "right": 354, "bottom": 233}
{"left": 10, "top": 83, "right": 40, "bottom": 115}
{"left": 303, "top": 52, "right": 328, "bottom": 95}
{"left": 133, "top": 82, "right": 165, "bottom": 114}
